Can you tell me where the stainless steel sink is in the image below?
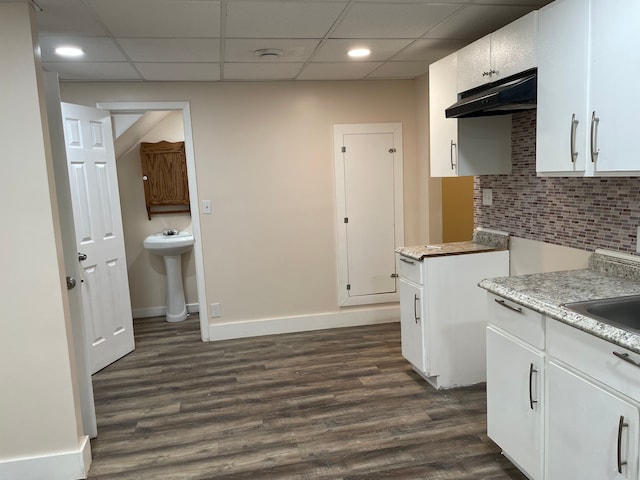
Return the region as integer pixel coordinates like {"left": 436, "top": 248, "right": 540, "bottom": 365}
{"left": 564, "top": 294, "right": 640, "bottom": 334}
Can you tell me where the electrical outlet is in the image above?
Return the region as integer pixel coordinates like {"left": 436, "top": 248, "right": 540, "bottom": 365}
{"left": 482, "top": 188, "right": 493, "bottom": 206}
{"left": 210, "top": 302, "right": 221, "bottom": 318}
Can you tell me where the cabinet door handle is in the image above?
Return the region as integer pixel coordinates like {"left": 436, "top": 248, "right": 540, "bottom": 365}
{"left": 494, "top": 298, "right": 523, "bottom": 314}
{"left": 590, "top": 111, "right": 600, "bottom": 163}
{"left": 617, "top": 415, "right": 629, "bottom": 474}
{"left": 613, "top": 351, "right": 640, "bottom": 369}
{"left": 528, "top": 363, "right": 538, "bottom": 410}
{"left": 400, "top": 257, "right": 415, "bottom": 265}
{"left": 450, "top": 140, "right": 457, "bottom": 171}
{"left": 570, "top": 113, "right": 579, "bottom": 163}
{"left": 413, "top": 294, "right": 420, "bottom": 323}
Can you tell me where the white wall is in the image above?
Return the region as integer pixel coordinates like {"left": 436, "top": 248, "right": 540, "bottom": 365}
{"left": 0, "top": 3, "right": 88, "bottom": 477}
{"left": 115, "top": 111, "right": 198, "bottom": 316}
{"left": 60, "top": 80, "right": 430, "bottom": 335}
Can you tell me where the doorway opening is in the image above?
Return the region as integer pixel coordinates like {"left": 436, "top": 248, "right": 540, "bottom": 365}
{"left": 97, "top": 101, "right": 208, "bottom": 342}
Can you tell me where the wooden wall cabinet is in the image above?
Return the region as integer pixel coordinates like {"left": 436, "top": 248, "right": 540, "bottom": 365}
{"left": 140, "top": 141, "right": 190, "bottom": 220}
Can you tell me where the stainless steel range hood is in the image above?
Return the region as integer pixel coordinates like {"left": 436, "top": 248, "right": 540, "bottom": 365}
{"left": 445, "top": 69, "right": 537, "bottom": 119}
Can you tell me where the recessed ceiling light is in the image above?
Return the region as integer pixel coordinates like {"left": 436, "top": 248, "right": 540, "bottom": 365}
{"left": 348, "top": 48, "right": 371, "bottom": 58}
{"left": 55, "top": 46, "right": 84, "bottom": 58}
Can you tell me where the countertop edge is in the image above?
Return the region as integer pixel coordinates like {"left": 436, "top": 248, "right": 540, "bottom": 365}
{"left": 479, "top": 278, "right": 640, "bottom": 355}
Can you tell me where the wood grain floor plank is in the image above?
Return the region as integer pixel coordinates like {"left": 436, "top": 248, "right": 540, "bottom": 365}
{"left": 87, "top": 317, "right": 525, "bottom": 479}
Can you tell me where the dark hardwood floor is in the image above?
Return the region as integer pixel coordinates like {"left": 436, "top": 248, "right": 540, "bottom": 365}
{"left": 87, "top": 317, "right": 525, "bottom": 480}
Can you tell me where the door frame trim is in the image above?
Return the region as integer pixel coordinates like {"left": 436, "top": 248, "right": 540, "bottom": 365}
{"left": 97, "top": 101, "right": 209, "bottom": 341}
{"left": 333, "top": 122, "right": 404, "bottom": 307}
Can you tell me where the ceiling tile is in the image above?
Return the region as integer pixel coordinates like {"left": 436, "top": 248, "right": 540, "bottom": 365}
{"left": 312, "top": 39, "right": 413, "bottom": 62}
{"left": 40, "top": 36, "right": 127, "bottom": 62}
{"left": 223, "top": 62, "right": 303, "bottom": 80}
{"left": 135, "top": 63, "right": 220, "bottom": 81}
{"left": 87, "top": 0, "right": 221, "bottom": 37}
{"left": 391, "top": 38, "right": 468, "bottom": 63}
{"left": 297, "top": 62, "right": 382, "bottom": 81}
{"left": 225, "top": 1, "right": 347, "bottom": 38}
{"left": 42, "top": 62, "right": 142, "bottom": 81}
{"left": 34, "top": 0, "right": 108, "bottom": 36}
{"left": 366, "top": 61, "right": 430, "bottom": 79}
{"left": 424, "top": 5, "right": 534, "bottom": 40}
{"left": 331, "top": 3, "right": 462, "bottom": 39}
{"left": 118, "top": 38, "right": 220, "bottom": 62}
{"left": 225, "top": 39, "right": 320, "bottom": 62}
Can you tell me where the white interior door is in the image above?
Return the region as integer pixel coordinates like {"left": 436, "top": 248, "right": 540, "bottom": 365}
{"left": 61, "top": 102, "right": 135, "bottom": 374}
{"left": 334, "top": 123, "right": 404, "bottom": 307}
{"left": 44, "top": 74, "right": 97, "bottom": 437}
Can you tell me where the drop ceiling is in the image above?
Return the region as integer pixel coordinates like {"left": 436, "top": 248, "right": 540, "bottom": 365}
{"left": 19, "top": 0, "right": 553, "bottom": 82}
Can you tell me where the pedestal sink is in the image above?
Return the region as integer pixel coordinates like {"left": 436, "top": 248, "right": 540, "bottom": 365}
{"left": 143, "top": 230, "right": 194, "bottom": 322}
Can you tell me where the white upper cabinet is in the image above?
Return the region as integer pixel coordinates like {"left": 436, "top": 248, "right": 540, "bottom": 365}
{"left": 457, "top": 11, "right": 538, "bottom": 93}
{"left": 537, "top": 0, "right": 640, "bottom": 176}
{"left": 429, "top": 52, "right": 512, "bottom": 177}
{"left": 536, "top": 0, "right": 588, "bottom": 175}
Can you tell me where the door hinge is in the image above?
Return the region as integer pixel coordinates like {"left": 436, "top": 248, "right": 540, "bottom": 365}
{"left": 341, "top": 146, "right": 346, "bottom": 153}
{"left": 390, "top": 273, "right": 399, "bottom": 278}
{"left": 346, "top": 284, "right": 351, "bottom": 291}
{"left": 344, "top": 217, "right": 349, "bottom": 223}
{"left": 388, "top": 148, "right": 396, "bottom": 153}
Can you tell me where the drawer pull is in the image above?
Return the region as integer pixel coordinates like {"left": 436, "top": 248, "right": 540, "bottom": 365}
{"left": 528, "top": 363, "right": 538, "bottom": 410}
{"left": 612, "top": 351, "right": 640, "bottom": 369}
{"left": 494, "top": 298, "right": 523, "bottom": 314}
{"left": 400, "top": 257, "right": 415, "bottom": 265}
{"left": 617, "top": 415, "right": 628, "bottom": 474}
{"left": 413, "top": 294, "right": 420, "bottom": 323}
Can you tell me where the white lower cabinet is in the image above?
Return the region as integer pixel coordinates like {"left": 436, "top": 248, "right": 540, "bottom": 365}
{"left": 398, "top": 251, "right": 509, "bottom": 389}
{"left": 546, "top": 360, "right": 639, "bottom": 480}
{"left": 399, "top": 277, "right": 425, "bottom": 372}
{"left": 487, "top": 326, "right": 544, "bottom": 480}
{"left": 486, "top": 294, "right": 544, "bottom": 480}
{"left": 486, "top": 292, "right": 640, "bottom": 480}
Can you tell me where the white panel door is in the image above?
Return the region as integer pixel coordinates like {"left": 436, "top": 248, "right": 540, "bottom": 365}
{"left": 343, "top": 132, "right": 396, "bottom": 298}
{"left": 61, "top": 102, "right": 134, "bottom": 374}
{"left": 334, "top": 123, "right": 403, "bottom": 307}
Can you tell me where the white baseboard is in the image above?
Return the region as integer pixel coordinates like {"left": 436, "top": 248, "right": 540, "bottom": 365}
{"left": 132, "top": 303, "right": 199, "bottom": 319}
{"left": 209, "top": 305, "right": 400, "bottom": 341}
{"left": 0, "top": 435, "right": 91, "bottom": 480}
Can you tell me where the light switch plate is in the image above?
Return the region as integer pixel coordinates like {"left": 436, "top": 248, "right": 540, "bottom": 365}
{"left": 202, "top": 200, "right": 212, "bottom": 214}
{"left": 482, "top": 189, "right": 493, "bottom": 206}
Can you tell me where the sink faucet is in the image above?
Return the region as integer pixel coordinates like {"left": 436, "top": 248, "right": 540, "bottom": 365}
{"left": 163, "top": 228, "right": 179, "bottom": 236}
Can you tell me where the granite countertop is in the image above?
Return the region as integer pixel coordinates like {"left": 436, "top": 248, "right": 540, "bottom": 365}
{"left": 479, "top": 252, "right": 640, "bottom": 354}
{"left": 396, "top": 229, "right": 509, "bottom": 261}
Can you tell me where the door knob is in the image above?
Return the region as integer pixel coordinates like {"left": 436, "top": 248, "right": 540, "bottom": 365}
{"left": 66, "top": 276, "right": 77, "bottom": 290}
{"left": 78, "top": 252, "right": 87, "bottom": 261}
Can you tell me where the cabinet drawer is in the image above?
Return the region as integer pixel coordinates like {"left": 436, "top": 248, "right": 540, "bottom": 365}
{"left": 488, "top": 293, "right": 544, "bottom": 349}
{"left": 399, "top": 255, "right": 422, "bottom": 285}
{"left": 547, "top": 319, "right": 640, "bottom": 402}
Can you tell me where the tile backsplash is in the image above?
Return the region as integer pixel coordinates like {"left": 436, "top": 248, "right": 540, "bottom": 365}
{"left": 474, "top": 110, "right": 640, "bottom": 255}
